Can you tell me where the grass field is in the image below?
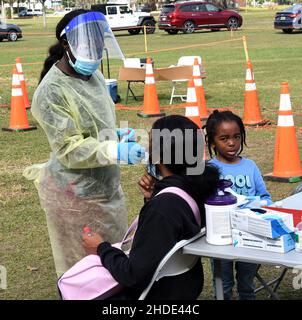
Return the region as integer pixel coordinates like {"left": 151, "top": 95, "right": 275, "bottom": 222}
{"left": 1, "top": 9, "right": 302, "bottom": 300}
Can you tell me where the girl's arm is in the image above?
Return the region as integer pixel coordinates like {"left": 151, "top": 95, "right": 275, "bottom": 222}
{"left": 97, "top": 210, "right": 178, "bottom": 291}
{"left": 253, "top": 165, "right": 273, "bottom": 205}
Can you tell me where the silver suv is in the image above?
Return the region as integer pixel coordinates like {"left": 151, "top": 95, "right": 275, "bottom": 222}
{"left": 91, "top": 3, "right": 156, "bottom": 35}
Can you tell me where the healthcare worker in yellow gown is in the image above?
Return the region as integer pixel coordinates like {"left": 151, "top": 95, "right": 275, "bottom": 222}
{"left": 24, "top": 9, "right": 145, "bottom": 277}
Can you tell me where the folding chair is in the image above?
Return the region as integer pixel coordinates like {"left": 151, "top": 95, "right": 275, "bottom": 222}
{"left": 169, "top": 56, "right": 202, "bottom": 105}
{"left": 123, "top": 58, "right": 145, "bottom": 104}
{"left": 138, "top": 228, "right": 205, "bottom": 300}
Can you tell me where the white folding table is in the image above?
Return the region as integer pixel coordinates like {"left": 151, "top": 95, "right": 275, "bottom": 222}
{"left": 183, "top": 237, "right": 302, "bottom": 300}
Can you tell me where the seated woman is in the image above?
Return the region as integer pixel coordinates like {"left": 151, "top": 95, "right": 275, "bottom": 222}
{"left": 82, "top": 115, "right": 219, "bottom": 300}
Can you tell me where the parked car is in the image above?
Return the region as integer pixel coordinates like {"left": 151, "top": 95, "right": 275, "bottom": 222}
{"left": 158, "top": 1, "right": 242, "bottom": 34}
{"left": 0, "top": 20, "right": 22, "bottom": 41}
{"left": 274, "top": 4, "right": 302, "bottom": 33}
{"left": 26, "top": 8, "right": 43, "bottom": 16}
{"left": 18, "top": 9, "right": 31, "bottom": 17}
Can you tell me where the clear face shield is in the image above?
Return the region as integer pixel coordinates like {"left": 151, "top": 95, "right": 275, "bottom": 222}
{"left": 60, "top": 11, "right": 125, "bottom": 63}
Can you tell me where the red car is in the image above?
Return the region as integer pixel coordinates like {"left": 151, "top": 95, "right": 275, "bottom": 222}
{"left": 158, "top": 1, "right": 242, "bottom": 34}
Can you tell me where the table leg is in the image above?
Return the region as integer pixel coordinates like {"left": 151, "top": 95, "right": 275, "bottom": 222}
{"left": 254, "top": 267, "right": 287, "bottom": 299}
{"left": 255, "top": 272, "right": 280, "bottom": 300}
{"left": 270, "top": 268, "right": 287, "bottom": 297}
{"left": 125, "top": 82, "right": 130, "bottom": 105}
{"left": 213, "top": 259, "right": 224, "bottom": 300}
{"left": 129, "top": 86, "right": 138, "bottom": 101}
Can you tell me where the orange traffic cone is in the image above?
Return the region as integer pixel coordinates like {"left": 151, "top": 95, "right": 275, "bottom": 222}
{"left": 192, "top": 58, "right": 208, "bottom": 120}
{"left": 137, "top": 57, "right": 165, "bottom": 118}
{"left": 185, "top": 79, "right": 202, "bottom": 128}
{"left": 16, "top": 57, "right": 30, "bottom": 109}
{"left": 243, "top": 60, "right": 269, "bottom": 126}
{"left": 2, "top": 66, "right": 36, "bottom": 132}
{"left": 264, "top": 82, "right": 302, "bottom": 182}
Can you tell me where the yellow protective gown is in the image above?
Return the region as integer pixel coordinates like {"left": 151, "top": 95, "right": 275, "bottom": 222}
{"left": 24, "top": 64, "right": 128, "bottom": 277}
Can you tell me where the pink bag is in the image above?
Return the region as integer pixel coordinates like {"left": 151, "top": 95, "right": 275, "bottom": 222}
{"left": 57, "top": 217, "right": 137, "bottom": 300}
{"left": 57, "top": 187, "right": 200, "bottom": 300}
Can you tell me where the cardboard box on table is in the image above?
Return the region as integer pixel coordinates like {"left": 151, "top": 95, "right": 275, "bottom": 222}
{"left": 118, "top": 65, "right": 205, "bottom": 81}
{"left": 230, "top": 208, "right": 294, "bottom": 239}
{"left": 232, "top": 228, "right": 295, "bottom": 253}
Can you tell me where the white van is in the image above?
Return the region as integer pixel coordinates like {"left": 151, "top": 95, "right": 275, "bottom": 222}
{"left": 27, "top": 9, "right": 43, "bottom": 16}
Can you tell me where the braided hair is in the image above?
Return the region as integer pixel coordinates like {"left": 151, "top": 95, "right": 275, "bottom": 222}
{"left": 39, "top": 9, "right": 88, "bottom": 83}
{"left": 204, "top": 110, "right": 246, "bottom": 158}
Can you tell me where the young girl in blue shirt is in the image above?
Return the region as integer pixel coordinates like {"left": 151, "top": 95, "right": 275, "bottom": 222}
{"left": 205, "top": 110, "right": 272, "bottom": 300}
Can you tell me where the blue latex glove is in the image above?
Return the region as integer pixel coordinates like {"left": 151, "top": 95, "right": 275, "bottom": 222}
{"left": 117, "top": 142, "right": 146, "bottom": 164}
{"left": 116, "top": 128, "right": 136, "bottom": 142}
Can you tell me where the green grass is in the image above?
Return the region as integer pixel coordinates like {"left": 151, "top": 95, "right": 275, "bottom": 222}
{"left": 1, "top": 11, "right": 302, "bottom": 300}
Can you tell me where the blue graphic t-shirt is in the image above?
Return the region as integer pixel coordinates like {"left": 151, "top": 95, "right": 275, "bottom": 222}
{"left": 209, "top": 157, "right": 272, "bottom": 204}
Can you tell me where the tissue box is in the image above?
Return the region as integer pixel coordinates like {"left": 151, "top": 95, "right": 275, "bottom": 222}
{"left": 230, "top": 208, "right": 294, "bottom": 239}
{"left": 232, "top": 229, "right": 295, "bottom": 253}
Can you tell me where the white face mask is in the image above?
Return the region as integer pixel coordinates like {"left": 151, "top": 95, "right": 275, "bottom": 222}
{"left": 66, "top": 51, "right": 101, "bottom": 76}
